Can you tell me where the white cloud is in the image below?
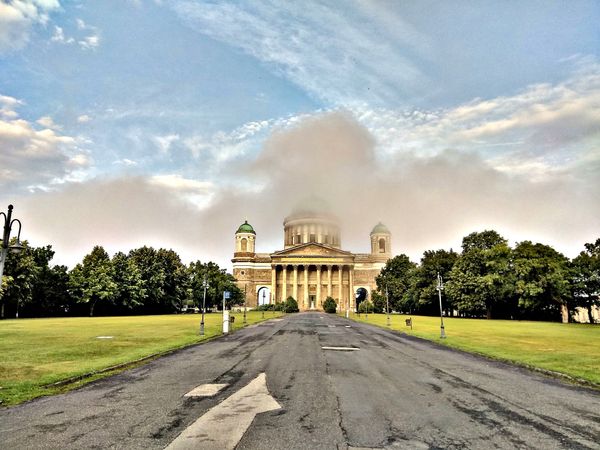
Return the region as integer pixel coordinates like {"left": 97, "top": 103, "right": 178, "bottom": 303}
{"left": 36, "top": 115, "right": 62, "bottom": 130}
{"left": 113, "top": 158, "right": 138, "bottom": 166}
{"left": 50, "top": 25, "right": 73, "bottom": 44}
{"left": 0, "top": 0, "right": 60, "bottom": 53}
{"left": 153, "top": 133, "right": 180, "bottom": 154}
{"left": 170, "top": 0, "right": 430, "bottom": 105}
{"left": 77, "top": 114, "right": 91, "bottom": 123}
{"left": 0, "top": 93, "right": 90, "bottom": 193}
{"left": 78, "top": 34, "right": 99, "bottom": 50}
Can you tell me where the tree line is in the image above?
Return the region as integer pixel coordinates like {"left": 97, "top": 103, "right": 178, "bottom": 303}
{"left": 0, "top": 244, "right": 242, "bottom": 318}
{"left": 370, "top": 231, "right": 600, "bottom": 323}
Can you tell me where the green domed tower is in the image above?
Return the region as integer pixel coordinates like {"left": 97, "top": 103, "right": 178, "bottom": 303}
{"left": 235, "top": 220, "right": 256, "bottom": 255}
{"left": 370, "top": 222, "right": 391, "bottom": 258}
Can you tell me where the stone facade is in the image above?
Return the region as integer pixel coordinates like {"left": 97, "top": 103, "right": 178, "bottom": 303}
{"left": 232, "top": 210, "right": 392, "bottom": 311}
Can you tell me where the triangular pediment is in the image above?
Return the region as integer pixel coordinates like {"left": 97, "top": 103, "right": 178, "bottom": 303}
{"left": 272, "top": 243, "right": 353, "bottom": 258}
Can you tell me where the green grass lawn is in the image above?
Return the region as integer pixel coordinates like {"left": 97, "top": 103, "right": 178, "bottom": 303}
{"left": 0, "top": 311, "right": 282, "bottom": 406}
{"left": 346, "top": 312, "right": 600, "bottom": 386}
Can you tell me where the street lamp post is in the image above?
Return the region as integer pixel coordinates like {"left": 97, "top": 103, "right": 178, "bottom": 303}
{"left": 0, "top": 205, "right": 24, "bottom": 319}
{"left": 437, "top": 272, "right": 446, "bottom": 339}
{"left": 386, "top": 286, "right": 390, "bottom": 327}
{"left": 262, "top": 290, "right": 265, "bottom": 319}
{"left": 200, "top": 275, "right": 208, "bottom": 335}
{"left": 243, "top": 284, "right": 247, "bottom": 324}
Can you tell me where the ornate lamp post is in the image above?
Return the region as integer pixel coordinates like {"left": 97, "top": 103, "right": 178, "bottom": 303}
{"left": 386, "top": 286, "right": 390, "bottom": 327}
{"left": 0, "top": 205, "right": 24, "bottom": 319}
{"left": 437, "top": 272, "right": 446, "bottom": 338}
{"left": 200, "top": 275, "right": 208, "bottom": 335}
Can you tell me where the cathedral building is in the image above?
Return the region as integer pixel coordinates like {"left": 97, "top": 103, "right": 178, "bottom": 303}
{"left": 232, "top": 203, "right": 392, "bottom": 311}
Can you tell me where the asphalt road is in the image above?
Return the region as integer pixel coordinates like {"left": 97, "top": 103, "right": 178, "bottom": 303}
{"left": 1, "top": 313, "right": 599, "bottom": 449}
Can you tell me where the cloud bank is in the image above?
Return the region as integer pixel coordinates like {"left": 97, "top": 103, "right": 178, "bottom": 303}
{"left": 13, "top": 110, "right": 599, "bottom": 269}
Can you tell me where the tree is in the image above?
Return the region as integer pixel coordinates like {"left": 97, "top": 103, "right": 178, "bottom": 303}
{"left": 69, "top": 246, "right": 117, "bottom": 316}
{"left": 513, "top": 241, "right": 572, "bottom": 322}
{"left": 407, "top": 249, "right": 458, "bottom": 316}
{"left": 375, "top": 254, "right": 416, "bottom": 312}
{"left": 446, "top": 231, "right": 513, "bottom": 319}
{"left": 188, "top": 260, "right": 242, "bottom": 311}
{"left": 323, "top": 296, "right": 337, "bottom": 313}
{"left": 0, "top": 239, "right": 38, "bottom": 318}
{"left": 370, "top": 291, "right": 386, "bottom": 313}
{"left": 111, "top": 252, "right": 146, "bottom": 313}
{"left": 571, "top": 239, "right": 600, "bottom": 323}
{"left": 462, "top": 230, "right": 507, "bottom": 252}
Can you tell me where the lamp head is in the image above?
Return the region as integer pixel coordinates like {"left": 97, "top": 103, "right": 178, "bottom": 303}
{"left": 9, "top": 240, "right": 24, "bottom": 254}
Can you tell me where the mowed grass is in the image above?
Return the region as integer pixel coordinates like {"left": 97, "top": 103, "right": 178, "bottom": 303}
{"left": 347, "top": 312, "right": 600, "bottom": 386}
{"left": 0, "top": 311, "right": 282, "bottom": 406}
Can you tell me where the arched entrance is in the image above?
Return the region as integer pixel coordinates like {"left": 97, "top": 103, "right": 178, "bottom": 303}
{"left": 257, "top": 286, "right": 271, "bottom": 306}
{"left": 355, "top": 287, "right": 368, "bottom": 311}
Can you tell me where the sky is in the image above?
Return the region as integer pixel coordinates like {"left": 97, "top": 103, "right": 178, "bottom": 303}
{"left": 0, "top": 0, "right": 599, "bottom": 270}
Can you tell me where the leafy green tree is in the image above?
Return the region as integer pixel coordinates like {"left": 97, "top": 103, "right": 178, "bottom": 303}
{"left": 407, "top": 249, "right": 458, "bottom": 316}
{"left": 370, "top": 291, "right": 386, "bottom": 313}
{"left": 112, "top": 252, "right": 146, "bottom": 313}
{"left": 69, "top": 246, "right": 117, "bottom": 316}
{"left": 446, "top": 231, "right": 514, "bottom": 319}
{"left": 375, "top": 254, "right": 417, "bottom": 312}
{"left": 323, "top": 296, "right": 337, "bottom": 313}
{"left": 462, "top": 230, "right": 507, "bottom": 252}
{"left": 513, "top": 241, "right": 572, "bottom": 322}
{"left": 0, "top": 239, "right": 38, "bottom": 318}
{"left": 571, "top": 239, "right": 600, "bottom": 323}
{"left": 188, "top": 260, "right": 242, "bottom": 311}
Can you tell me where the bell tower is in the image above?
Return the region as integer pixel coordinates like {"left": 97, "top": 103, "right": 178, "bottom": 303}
{"left": 370, "top": 222, "right": 391, "bottom": 259}
{"left": 234, "top": 220, "right": 256, "bottom": 256}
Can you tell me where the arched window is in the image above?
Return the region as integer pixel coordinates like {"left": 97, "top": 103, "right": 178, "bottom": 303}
{"left": 378, "top": 238, "right": 386, "bottom": 253}
{"left": 241, "top": 238, "right": 248, "bottom": 252}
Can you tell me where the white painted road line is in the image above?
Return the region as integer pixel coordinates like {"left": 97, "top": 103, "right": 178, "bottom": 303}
{"left": 166, "top": 373, "right": 281, "bottom": 450}
{"left": 184, "top": 383, "right": 228, "bottom": 398}
{"left": 321, "top": 346, "right": 360, "bottom": 351}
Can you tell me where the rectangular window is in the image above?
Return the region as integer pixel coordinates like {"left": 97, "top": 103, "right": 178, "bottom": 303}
{"left": 310, "top": 233, "right": 316, "bottom": 243}
{"left": 296, "top": 235, "right": 302, "bottom": 244}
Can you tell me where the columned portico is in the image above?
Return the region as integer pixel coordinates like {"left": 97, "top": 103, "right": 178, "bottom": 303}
{"left": 293, "top": 265, "right": 298, "bottom": 301}
{"left": 282, "top": 265, "right": 287, "bottom": 301}
{"left": 271, "top": 266, "right": 277, "bottom": 304}
{"left": 327, "top": 265, "right": 332, "bottom": 298}
{"left": 316, "top": 266, "right": 322, "bottom": 308}
{"left": 233, "top": 211, "right": 392, "bottom": 311}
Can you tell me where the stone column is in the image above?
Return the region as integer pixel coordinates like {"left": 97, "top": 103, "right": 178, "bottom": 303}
{"left": 281, "top": 266, "right": 286, "bottom": 301}
{"left": 327, "top": 265, "right": 332, "bottom": 298}
{"left": 349, "top": 266, "right": 355, "bottom": 311}
{"left": 293, "top": 265, "right": 298, "bottom": 301}
{"left": 338, "top": 265, "right": 343, "bottom": 308}
{"left": 271, "top": 266, "right": 277, "bottom": 304}
{"left": 303, "top": 266, "right": 309, "bottom": 309}
{"left": 316, "top": 265, "right": 322, "bottom": 307}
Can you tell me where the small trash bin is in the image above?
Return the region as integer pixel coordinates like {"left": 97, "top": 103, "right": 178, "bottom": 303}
{"left": 230, "top": 316, "right": 235, "bottom": 323}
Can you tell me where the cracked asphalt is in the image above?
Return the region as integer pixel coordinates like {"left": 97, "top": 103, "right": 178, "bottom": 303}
{"left": 1, "top": 312, "right": 599, "bottom": 449}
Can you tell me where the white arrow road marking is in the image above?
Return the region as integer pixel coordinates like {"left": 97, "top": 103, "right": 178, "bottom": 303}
{"left": 321, "top": 346, "right": 360, "bottom": 351}
{"left": 184, "top": 383, "right": 228, "bottom": 398}
{"left": 165, "top": 373, "right": 281, "bottom": 450}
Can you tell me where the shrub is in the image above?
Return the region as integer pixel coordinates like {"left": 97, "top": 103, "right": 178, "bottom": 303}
{"left": 358, "top": 301, "right": 374, "bottom": 314}
{"left": 256, "top": 304, "right": 274, "bottom": 311}
{"left": 323, "top": 297, "right": 337, "bottom": 313}
{"left": 284, "top": 296, "right": 299, "bottom": 313}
